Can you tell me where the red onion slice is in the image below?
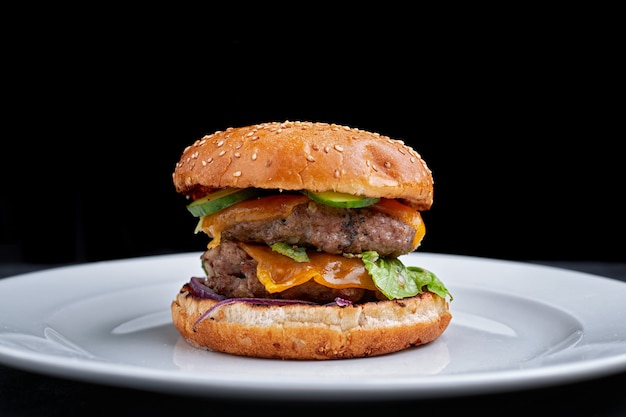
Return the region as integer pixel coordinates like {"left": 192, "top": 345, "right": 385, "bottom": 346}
{"left": 330, "top": 297, "right": 353, "bottom": 307}
{"left": 188, "top": 277, "right": 227, "bottom": 301}
{"left": 187, "top": 279, "right": 354, "bottom": 330}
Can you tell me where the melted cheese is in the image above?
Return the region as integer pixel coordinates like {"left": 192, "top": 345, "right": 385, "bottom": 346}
{"left": 372, "top": 198, "right": 425, "bottom": 249}
{"left": 199, "top": 194, "right": 309, "bottom": 249}
{"left": 239, "top": 243, "right": 377, "bottom": 293}
{"left": 198, "top": 194, "right": 425, "bottom": 293}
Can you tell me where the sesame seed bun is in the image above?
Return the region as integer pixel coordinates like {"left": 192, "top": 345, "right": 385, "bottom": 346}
{"left": 171, "top": 285, "right": 451, "bottom": 360}
{"left": 173, "top": 120, "right": 433, "bottom": 211}
{"left": 171, "top": 121, "right": 450, "bottom": 360}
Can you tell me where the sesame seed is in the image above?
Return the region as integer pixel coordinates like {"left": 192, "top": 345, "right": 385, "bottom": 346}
{"left": 217, "top": 140, "right": 224, "bottom": 147}
{"left": 384, "top": 161, "right": 391, "bottom": 168}
{"left": 334, "top": 144, "right": 344, "bottom": 152}
{"left": 234, "top": 152, "right": 241, "bottom": 158}
{"left": 191, "top": 151, "right": 199, "bottom": 159}
{"left": 334, "top": 169, "right": 340, "bottom": 178}
{"left": 324, "top": 146, "right": 330, "bottom": 153}
{"left": 306, "top": 154, "right": 315, "bottom": 162}
{"left": 250, "top": 136, "right": 259, "bottom": 141}
{"left": 218, "top": 150, "right": 226, "bottom": 156}
{"left": 233, "top": 171, "right": 242, "bottom": 177}
{"left": 251, "top": 153, "right": 258, "bottom": 161}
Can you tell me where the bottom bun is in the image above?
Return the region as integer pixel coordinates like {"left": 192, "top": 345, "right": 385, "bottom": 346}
{"left": 171, "top": 285, "right": 452, "bottom": 360}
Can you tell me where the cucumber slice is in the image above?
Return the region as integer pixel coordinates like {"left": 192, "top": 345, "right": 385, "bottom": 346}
{"left": 302, "top": 190, "right": 380, "bottom": 208}
{"left": 186, "top": 188, "right": 259, "bottom": 217}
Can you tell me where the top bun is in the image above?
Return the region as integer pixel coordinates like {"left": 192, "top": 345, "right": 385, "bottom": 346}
{"left": 173, "top": 121, "right": 433, "bottom": 210}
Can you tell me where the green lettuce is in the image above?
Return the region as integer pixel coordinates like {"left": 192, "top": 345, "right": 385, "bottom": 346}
{"left": 271, "top": 242, "right": 310, "bottom": 262}
{"left": 361, "top": 251, "right": 452, "bottom": 301}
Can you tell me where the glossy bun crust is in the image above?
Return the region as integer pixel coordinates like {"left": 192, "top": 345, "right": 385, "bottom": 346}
{"left": 173, "top": 121, "right": 434, "bottom": 211}
{"left": 171, "top": 286, "right": 451, "bottom": 360}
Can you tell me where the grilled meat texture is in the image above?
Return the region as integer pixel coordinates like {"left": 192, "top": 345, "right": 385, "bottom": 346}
{"left": 220, "top": 201, "right": 416, "bottom": 258}
{"left": 200, "top": 241, "right": 380, "bottom": 303}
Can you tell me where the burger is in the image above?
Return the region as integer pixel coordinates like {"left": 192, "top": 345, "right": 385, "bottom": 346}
{"left": 171, "top": 120, "right": 452, "bottom": 360}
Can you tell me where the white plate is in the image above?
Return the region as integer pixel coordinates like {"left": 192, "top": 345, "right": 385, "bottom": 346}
{"left": 1, "top": 252, "right": 626, "bottom": 401}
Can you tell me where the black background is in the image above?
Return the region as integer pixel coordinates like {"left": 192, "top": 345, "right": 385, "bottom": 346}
{"left": 1, "top": 16, "right": 623, "bottom": 267}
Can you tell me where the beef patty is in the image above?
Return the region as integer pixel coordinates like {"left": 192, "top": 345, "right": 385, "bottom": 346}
{"left": 220, "top": 201, "right": 416, "bottom": 257}
{"left": 200, "top": 241, "right": 380, "bottom": 303}
{"left": 198, "top": 201, "right": 417, "bottom": 303}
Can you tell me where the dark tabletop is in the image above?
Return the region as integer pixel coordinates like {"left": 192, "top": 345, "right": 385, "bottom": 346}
{"left": 1, "top": 260, "right": 625, "bottom": 417}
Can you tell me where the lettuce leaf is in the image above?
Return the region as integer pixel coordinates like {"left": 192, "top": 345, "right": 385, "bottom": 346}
{"left": 361, "top": 251, "right": 452, "bottom": 301}
{"left": 271, "top": 242, "right": 310, "bottom": 262}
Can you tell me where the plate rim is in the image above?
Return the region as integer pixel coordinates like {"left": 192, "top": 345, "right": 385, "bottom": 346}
{"left": 1, "top": 251, "right": 626, "bottom": 401}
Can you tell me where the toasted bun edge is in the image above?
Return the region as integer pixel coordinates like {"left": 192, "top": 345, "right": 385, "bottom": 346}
{"left": 171, "top": 287, "right": 451, "bottom": 360}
